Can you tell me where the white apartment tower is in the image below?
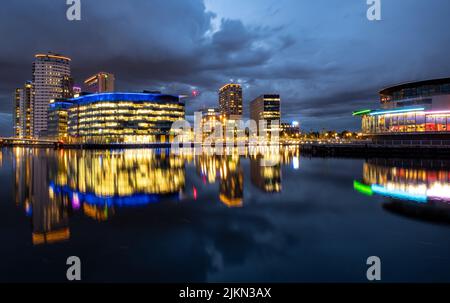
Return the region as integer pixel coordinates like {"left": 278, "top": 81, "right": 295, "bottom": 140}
{"left": 31, "top": 53, "right": 71, "bottom": 137}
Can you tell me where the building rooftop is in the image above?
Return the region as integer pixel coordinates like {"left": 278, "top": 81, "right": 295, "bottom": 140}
{"left": 379, "top": 77, "right": 450, "bottom": 95}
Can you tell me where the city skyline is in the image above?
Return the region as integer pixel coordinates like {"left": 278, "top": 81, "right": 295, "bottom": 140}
{"left": 2, "top": 1, "right": 450, "bottom": 286}
{"left": 1, "top": 0, "right": 450, "bottom": 136}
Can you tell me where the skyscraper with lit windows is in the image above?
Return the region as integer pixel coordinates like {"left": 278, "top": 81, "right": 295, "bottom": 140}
{"left": 250, "top": 94, "right": 281, "bottom": 137}
{"left": 219, "top": 83, "right": 243, "bottom": 120}
{"left": 32, "top": 53, "right": 71, "bottom": 138}
{"left": 13, "top": 81, "right": 34, "bottom": 138}
{"left": 13, "top": 88, "right": 21, "bottom": 137}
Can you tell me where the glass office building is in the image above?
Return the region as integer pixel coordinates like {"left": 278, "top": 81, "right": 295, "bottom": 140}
{"left": 66, "top": 92, "right": 185, "bottom": 144}
{"left": 48, "top": 99, "right": 73, "bottom": 141}
{"left": 354, "top": 78, "right": 450, "bottom": 136}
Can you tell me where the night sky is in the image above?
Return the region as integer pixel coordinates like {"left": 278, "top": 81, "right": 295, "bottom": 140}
{"left": 1, "top": 0, "right": 449, "bottom": 136}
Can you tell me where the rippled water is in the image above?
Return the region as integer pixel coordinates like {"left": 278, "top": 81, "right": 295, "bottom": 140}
{"left": 0, "top": 147, "right": 449, "bottom": 282}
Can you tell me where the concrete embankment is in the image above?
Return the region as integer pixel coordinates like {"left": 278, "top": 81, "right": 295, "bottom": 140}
{"left": 300, "top": 143, "right": 450, "bottom": 158}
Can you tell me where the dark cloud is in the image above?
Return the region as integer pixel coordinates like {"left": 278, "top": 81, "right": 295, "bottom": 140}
{"left": 0, "top": 0, "right": 450, "bottom": 136}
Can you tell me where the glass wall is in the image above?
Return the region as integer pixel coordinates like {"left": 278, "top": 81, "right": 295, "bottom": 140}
{"left": 362, "top": 112, "right": 450, "bottom": 134}
{"left": 381, "top": 82, "right": 450, "bottom": 103}
{"left": 68, "top": 98, "right": 185, "bottom": 143}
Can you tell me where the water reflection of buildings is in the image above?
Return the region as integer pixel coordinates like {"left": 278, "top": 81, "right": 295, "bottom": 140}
{"left": 12, "top": 147, "right": 297, "bottom": 245}
{"left": 196, "top": 155, "right": 244, "bottom": 207}
{"left": 355, "top": 159, "right": 450, "bottom": 224}
{"left": 219, "top": 157, "right": 244, "bottom": 207}
{"left": 250, "top": 156, "right": 282, "bottom": 193}
{"left": 195, "top": 149, "right": 286, "bottom": 206}
{"left": 13, "top": 148, "right": 186, "bottom": 244}
{"left": 13, "top": 148, "right": 70, "bottom": 245}
{"left": 50, "top": 149, "right": 186, "bottom": 218}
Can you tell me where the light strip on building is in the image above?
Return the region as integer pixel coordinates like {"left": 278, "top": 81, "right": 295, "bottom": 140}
{"left": 423, "top": 110, "right": 450, "bottom": 115}
{"left": 35, "top": 54, "right": 72, "bottom": 61}
{"left": 369, "top": 107, "right": 425, "bottom": 116}
{"left": 352, "top": 109, "right": 372, "bottom": 116}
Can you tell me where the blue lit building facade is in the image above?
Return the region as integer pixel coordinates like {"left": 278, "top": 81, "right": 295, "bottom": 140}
{"left": 354, "top": 78, "right": 450, "bottom": 138}
{"left": 47, "top": 99, "right": 74, "bottom": 141}
{"left": 67, "top": 92, "right": 185, "bottom": 144}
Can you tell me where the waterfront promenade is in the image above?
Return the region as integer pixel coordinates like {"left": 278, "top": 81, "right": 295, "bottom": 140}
{"left": 2, "top": 136, "right": 450, "bottom": 158}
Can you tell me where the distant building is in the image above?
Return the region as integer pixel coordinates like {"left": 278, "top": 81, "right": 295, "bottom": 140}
{"left": 84, "top": 72, "right": 115, "bottom": 93}
{"left": 219, "top": 84, "right": 242, "bottom": 120}
{"left": 353, "top": 77, "right": 450, "bottom": 142}
{"left": 13, "top": 88, "right": 21, "bottom": 137}
{"left": 73, "top": 86, "right": 82, "bottom": 96}
{"left": 200, "top": 108, "right": 222, "bottom": 140}
{"left": 13, "top": 81, "right": 34, "bottom": 138}
{"left": 281, "top": 122, "right": 300, "bottom": 137}
{"left": 62, "top": 76, "right": 75, "bottom": 98}
{"left": 250, "top": 94, "right": 281, "bottom": 137}
{"left": 32, "top": 53, "right": 71, "bottom": 138}
{"left": 47, "top": 99, "right": 73, "bottom": 142}
{"left": 20, "top": 82, "right": 34, "bottom": 138}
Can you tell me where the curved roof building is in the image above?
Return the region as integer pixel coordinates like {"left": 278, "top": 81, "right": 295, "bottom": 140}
{"left": 353, "top": 78, "right": 450, "bottom": 137}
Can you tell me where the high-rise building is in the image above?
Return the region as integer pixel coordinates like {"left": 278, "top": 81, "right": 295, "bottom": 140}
{"left": 84, "top": 72, "right": 115, "bottom": 93}
{"left": 62, "top": 75, "right": 75, "bottom": 98}
{"left": 250, "top": 94, "right": 281, "bottom": 136}
{"left": 20, "top": 81, "right": 34, "bottom": 138}
{"left": 14, "top": 88, "right": 22, "bottom": 137}
{"left": 32, "top": 53, "right": 71, "bottom": 138}
{"left": 219, "top": 84, "right": 243, "bottom": 120}
{"left": 13, "top": 81, "right": 34, "bottom": 138}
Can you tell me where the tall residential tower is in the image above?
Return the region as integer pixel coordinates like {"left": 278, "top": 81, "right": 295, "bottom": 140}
{"left": 32, "top": 53, "right": 71, "bottom": 137}
{"left": 219, "top": 83, "right": 243, "bottom": 120}
{"left": 13, "top": 81, "right": 34, "bottom": 138}
{"left": 250, "top": 94, "right": 281, "bottom": 136}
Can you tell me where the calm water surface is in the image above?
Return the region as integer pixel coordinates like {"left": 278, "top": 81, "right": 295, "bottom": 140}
{"left": 0, "top": 147, "right": 450, "bottom": 282}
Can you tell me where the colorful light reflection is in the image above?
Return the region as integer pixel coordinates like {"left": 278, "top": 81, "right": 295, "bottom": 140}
{"left": 371, "top": 184, "right": 427, "bottom": 203}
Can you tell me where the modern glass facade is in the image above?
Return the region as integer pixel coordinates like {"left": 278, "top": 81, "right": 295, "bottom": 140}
{"left": 355, "top": 78, "right": 450, "bottom": 135}
{"left": 64, "top": 92, "right": 184, "bottom": 144}
{"left": 380, "top": 78, "right": 450, "bottom": 105}
{"left": 359, "top": 108, "right": 450, "bottom": 134}
{"left": 250, "top": 94, "right": 281, "bottom": 136}
{"left": 47, "top": 99, "right": 73, "bottom": 141}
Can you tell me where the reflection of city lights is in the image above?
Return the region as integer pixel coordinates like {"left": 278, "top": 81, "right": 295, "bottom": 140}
{"left": 193, "top": 186, "right": 198, "bottom": 200}
{"left": 353, "top": 181, "right": 373, "bottom": 196}
{"left": 48, "top": 186, "right": 54, "bottom": 199}
{"left": 427, "top": 184, "right": 450, "bottom": 201}
{"left": 361, "top": 162, "right": 450, "bottom": 203}
{"left": 25, "top": 202, "right": 32, "bottom": 217}
{"left": 371, "top": 184, "right": 427, "bottom": 203}
{"left": 293, "top": 156, "right": 300, "bottom": 170}
{"left": 72, "top": 193, "right": 80, "bottom": 210}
